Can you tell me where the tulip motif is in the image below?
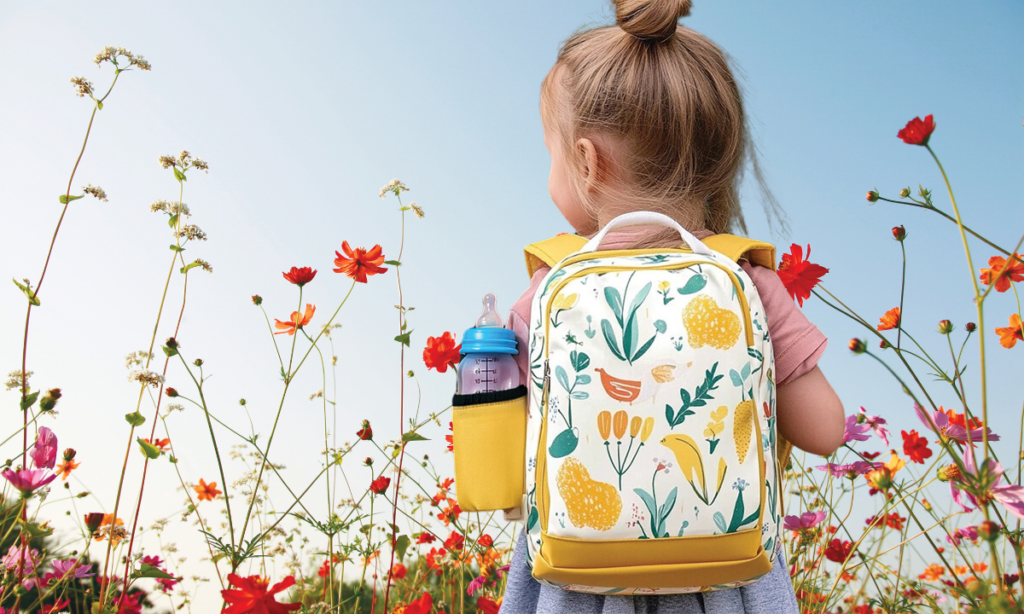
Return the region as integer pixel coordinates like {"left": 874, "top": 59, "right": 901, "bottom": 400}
{"left": 599, "top": 410, "right": 654, "bottom": 490}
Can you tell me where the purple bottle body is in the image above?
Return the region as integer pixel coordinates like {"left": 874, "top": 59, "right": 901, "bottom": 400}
{"left": 457, "top": 353, "right": 519, "bottom": 394}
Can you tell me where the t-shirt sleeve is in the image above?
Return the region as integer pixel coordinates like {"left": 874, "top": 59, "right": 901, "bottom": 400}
{"left": 507, "top": 267, "right": 549, "bottom": 389}
{"left": 741, "top": 261, "right": 828, "bottom": 386}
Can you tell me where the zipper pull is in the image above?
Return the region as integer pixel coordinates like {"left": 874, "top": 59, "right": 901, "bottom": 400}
{"left": 541, "top": 359, "right": 551, "bottom": 409}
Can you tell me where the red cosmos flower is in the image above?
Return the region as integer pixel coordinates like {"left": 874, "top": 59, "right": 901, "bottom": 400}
{"left": 824, "top": 539, "right": 853, "bottom": 563}
{"left": 43, "top": 598, "right": 71, "bottom": 614}
{"left": 390, "top": 563, "right": 407, "bottom": 581}
{"left": 438, "top": 501, "right": 462, "bottom": 526}
{"left": 901, "top": 430, "right": 932, "bottom": 464}
{"left": 274, "top": 304, "right": 316, "bottom": 336}
{"left": 400, "top": 592, "right": 433, "bottom": 614}
{"left": 282, "top": 266, "right": 317, "bottom": 287}
{"left": 444, "top": 531, "right": 465, "bottom": 552}
{"left": 423, "top": 332, "right": 462, "bottom": 373}
{"left": 438, "top": 477, "right": 454, "bottom": 491}
{"left": 980, "top": 254, "right": 1024, "bottom": 293}
{"left": 356, "top": 420, "right": 372, "bottom": 441}
{"left": 477, "top": 534, "right": 494, "bottom": 549}
{"left": 446, "top": 421, "right": 454, "bottom": 452}
{"left": 877, "top": 307, "right": 901, "bottom": 331}
{"left": 416, "top": 532, "right": 436, "bottom": 544}
{"left": 777, "top": 244, "right": 829, "bottom": 307}
{"left": 332, "top": 242, "right": 388, "bottom": 283}
{"left": 478, "top": 597, "right": 502, "bottom": 614}
{"left": 369, "top": 475, "right": 391, "bottom": 495}
{"left": 425, "top": 547, "right": 446, "bottom": 570}
{"left": 897, "top": 114, "right": 936, "bottom": 146}
{"left": 996, "top": 314, "right": 1023, "bottom": 349}
{"left": 865, "top": 512, "right": 905, "bottom": 531}
{"left": 221, "top": 573, "right": 300, "bottom": 614}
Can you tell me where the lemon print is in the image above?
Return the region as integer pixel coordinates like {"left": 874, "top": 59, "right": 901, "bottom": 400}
{"left": 556, "top": 457, "right": 622, "bottom": 531}
{"left": 683, "top": 295, "right": 741, "bottom": 350}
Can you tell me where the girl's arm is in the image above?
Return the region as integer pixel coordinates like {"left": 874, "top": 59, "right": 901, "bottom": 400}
{"left": 776, "top": 365, "right": 844, "bottom": 457}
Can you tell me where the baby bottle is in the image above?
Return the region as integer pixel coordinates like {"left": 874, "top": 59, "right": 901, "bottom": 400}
{"left": 457, "top": 293, "right": 520, "bottom": 394}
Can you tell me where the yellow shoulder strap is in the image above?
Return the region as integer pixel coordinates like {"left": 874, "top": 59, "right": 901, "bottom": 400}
{"left": 703, "top": 234, "right": 777, "bottom": 271}
{"left": 524, "top": 234, "right": 588, "bottom": 279}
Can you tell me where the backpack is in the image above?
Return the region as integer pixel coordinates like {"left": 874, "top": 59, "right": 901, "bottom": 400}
{"left": 451, "top": 212, "right": 789, "bottom": 594}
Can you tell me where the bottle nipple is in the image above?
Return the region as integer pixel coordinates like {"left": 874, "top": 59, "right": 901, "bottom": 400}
{"left": 475, "top": 293, "right": 503, "bottom": 328}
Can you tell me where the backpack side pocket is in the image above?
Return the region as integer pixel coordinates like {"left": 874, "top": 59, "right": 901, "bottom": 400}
{"left": 452, "top": 385, "right": 528, "bottom": 512}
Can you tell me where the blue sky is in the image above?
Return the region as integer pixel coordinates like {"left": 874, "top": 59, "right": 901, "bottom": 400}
{"left": 1, "top": 0, "right": 1021, "bottom": 606}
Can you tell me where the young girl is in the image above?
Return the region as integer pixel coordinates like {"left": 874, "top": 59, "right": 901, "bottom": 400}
{"left": 500, "top": 1, "right": 845, "bottom": 612}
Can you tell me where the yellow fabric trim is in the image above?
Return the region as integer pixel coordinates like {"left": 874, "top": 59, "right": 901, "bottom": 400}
{"left": 540, "top": 529, "right": 761, "bottom": 569}
{"left": 524, "top": 234, "right": 588, "bottom": 279}
{"left": 532, "top": 546, "right": 772, "bottom": 589}
{"left": 452, "top": 395, "right": 527, "bottom": 512}
{"left": 703, "top": 234, "right": 777, "bottom": 271}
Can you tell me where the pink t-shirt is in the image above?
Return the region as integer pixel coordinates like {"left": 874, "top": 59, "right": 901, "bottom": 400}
{"left": 506, "top": 228, "right": 827, "bottom": 394}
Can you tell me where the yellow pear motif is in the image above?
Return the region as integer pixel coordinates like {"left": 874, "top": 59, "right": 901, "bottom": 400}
{"left": 556, "top": 458, "right": 622, "bottom": 531}
{"left": 683, "top": 295, "right": 741, "bottom": 350}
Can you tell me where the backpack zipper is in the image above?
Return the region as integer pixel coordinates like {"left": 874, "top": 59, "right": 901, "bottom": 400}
{"left": 535, "top": 256, "right": 755, "bottom": 534}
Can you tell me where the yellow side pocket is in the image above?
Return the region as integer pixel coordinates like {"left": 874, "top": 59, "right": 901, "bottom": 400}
{"left": 452, "top": 386, "right": 527, "bottom": 512}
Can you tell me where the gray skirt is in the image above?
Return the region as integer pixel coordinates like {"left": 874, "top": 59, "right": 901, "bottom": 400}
{"left": 500, "top": 531, "right": 799, "bottom": 614}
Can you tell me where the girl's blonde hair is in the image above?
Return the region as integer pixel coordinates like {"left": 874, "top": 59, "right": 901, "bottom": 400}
{"left": 542, "top": 0, "right": 783, "bottom": 241}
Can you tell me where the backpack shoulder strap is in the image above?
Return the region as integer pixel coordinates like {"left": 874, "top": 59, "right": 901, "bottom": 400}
{"left": 703, "top": 234, "right": 777, "bottom": 271}
{"left": 524, "top": 234, "right": 588, "bottom": 279}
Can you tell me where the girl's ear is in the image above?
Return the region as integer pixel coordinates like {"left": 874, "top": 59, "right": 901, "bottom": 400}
{"left": 575, "top": 137, "right": 602, "bottom": 195}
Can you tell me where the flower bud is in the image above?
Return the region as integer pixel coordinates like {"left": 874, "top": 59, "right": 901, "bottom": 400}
{"left": 39, "top": 388, "right": 62, "bottom": 412}
{"left": 239, "top": 398, "right": 247, "bottom": 406}
{"left": 165, "top": 387, "right": 178, "bottom": 398}
{"left": 193, "top": 358, "right": 203, "bottom": 367}
{"left": 364, "top": 457, "right": 373, "bottom": 466}
{"left": 848, "top": 338, "right": 867, "bottom": 354}
{"left": 938, "top": 320, "right": 954, "bottom": 334}
{"left": 866, "top": 191, "right": 879, "bottom": 203}
{"left": 84, "top": 512, "right": 105, "bottom": 534}
{"left": 899, "top": 187, "right": 911, "bottom": 198}
{"left": 937, "top": 463, "right": 961, "bottom": 482}
{"left": 251, "top": 295, "right": 262, "bottom": 306}
{"left": 879, "top": 339, "right": 890, "bottom": 350}
{"left": 62, "top": 448, "right": 77, "bottom": 462}
{"left": 978, "top": 520, "right": 1000, "bottom": 542}
{"left": 357, "top": 420, "right": 373, "bottom": 441}
{"left": 892, "top": 226, "right": 907, "bottom": 241}
{"left": 921, "top": 498, "right": 932, "bottom": 511}
{"left": 965, "top": 322, "right": 977, "bottom": 333}
{"left": 165, "top": 337, "right": 178, "bottom": 349}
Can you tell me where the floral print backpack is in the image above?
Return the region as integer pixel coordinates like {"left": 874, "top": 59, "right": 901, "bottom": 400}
{"left": 452, "top": 212, "right": 788, "bottom": 594}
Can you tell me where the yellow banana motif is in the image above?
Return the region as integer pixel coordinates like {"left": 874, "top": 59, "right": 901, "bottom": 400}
{"left": 660, "top": 433, "right": 706, "bottom": 494}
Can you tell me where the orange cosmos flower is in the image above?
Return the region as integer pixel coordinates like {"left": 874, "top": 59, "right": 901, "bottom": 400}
{"left": 996, "top": 314, "right": 1023, "bottom": 349}
{"left": 274, "top": 304, "right": 316, "bottom": 336}
{"left": 55, "top": 458, "right": 80, "bottom": 480}
{"left": 143, "top": 438, "right": 170, "bottom": 451}
{"left": 194, "top": 478, "right": 222, "bottom": 502}
{"left": 877, "top": 307, "right": 901, "bottom": 331}
{"left": 332, "top": 241, "right": 388, "bottom": 283}
{"left": 918, "top": 563, "right": 945, "bottom": 582}
{"left": 980, "top": 254, "right": 1024, "bottom": 293}
{"left": 282, "top": 266, "right": 317, "bottom": 287}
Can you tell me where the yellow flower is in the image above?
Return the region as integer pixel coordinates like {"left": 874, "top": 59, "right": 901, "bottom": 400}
{"left": 597, "top": 411, "right": 611, "bottom": 441}
{"left": 640, "top": 417, "right": 655, "bottom": 442}
{"left": 629, "top": 416, "right": 642, "bottom": 438}
{"left": 552, "top": 293, "right": 578, "bottom": 311}
{"left": 658, "top": 281, "right": 670, "bottom": 292}
{"left": 884, "top": 452, "right": 906, "bottom": 476}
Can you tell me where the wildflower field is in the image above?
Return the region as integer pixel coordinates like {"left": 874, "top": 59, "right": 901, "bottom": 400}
{"left": 2, "top": 47, "right": 1023, "bottom": 614}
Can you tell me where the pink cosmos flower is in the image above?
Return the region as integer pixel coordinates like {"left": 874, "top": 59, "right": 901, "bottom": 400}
{"left": 3, "top": 545, "right": 41, "bottom": 590}
{"left": 915, "top": 404, "right": 1000, "bottom": 445}
{"left": 43, "top": 558, "right": 94, "bottom": 586}
{"left": 783, "top": 510, "right": 827, "bottom": 531}
{"left": 945, "top": 525, "right": 979, "bottom": 546}
{"left": 858, "top": 407, "right": 890, "bottom": 445}
{"left": 954, "top": 446, "right": 1024, "bottom": 519}
{"left": 816, "top": 461, "right": 881, "bottom": 479}
{"left": 29, "top": 426, "right": 57, "bottom": 470}
{"left": 841, "top": 414, "right": 871, "bottom": 445}
{"left": 2, "top": 468, "right": 57, "bottom": 495}
{"left": 467, "top": 574, "right": 489, "bottom": 596}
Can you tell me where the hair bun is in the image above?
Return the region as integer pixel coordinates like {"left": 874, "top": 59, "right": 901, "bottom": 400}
{"left": 614, "top": 0, "right": 691, "bottom": 43}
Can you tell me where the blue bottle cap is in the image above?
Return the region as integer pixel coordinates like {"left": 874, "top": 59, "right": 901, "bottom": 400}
{"left": 461, "top": 326, "right": 518, "bottom": 355}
